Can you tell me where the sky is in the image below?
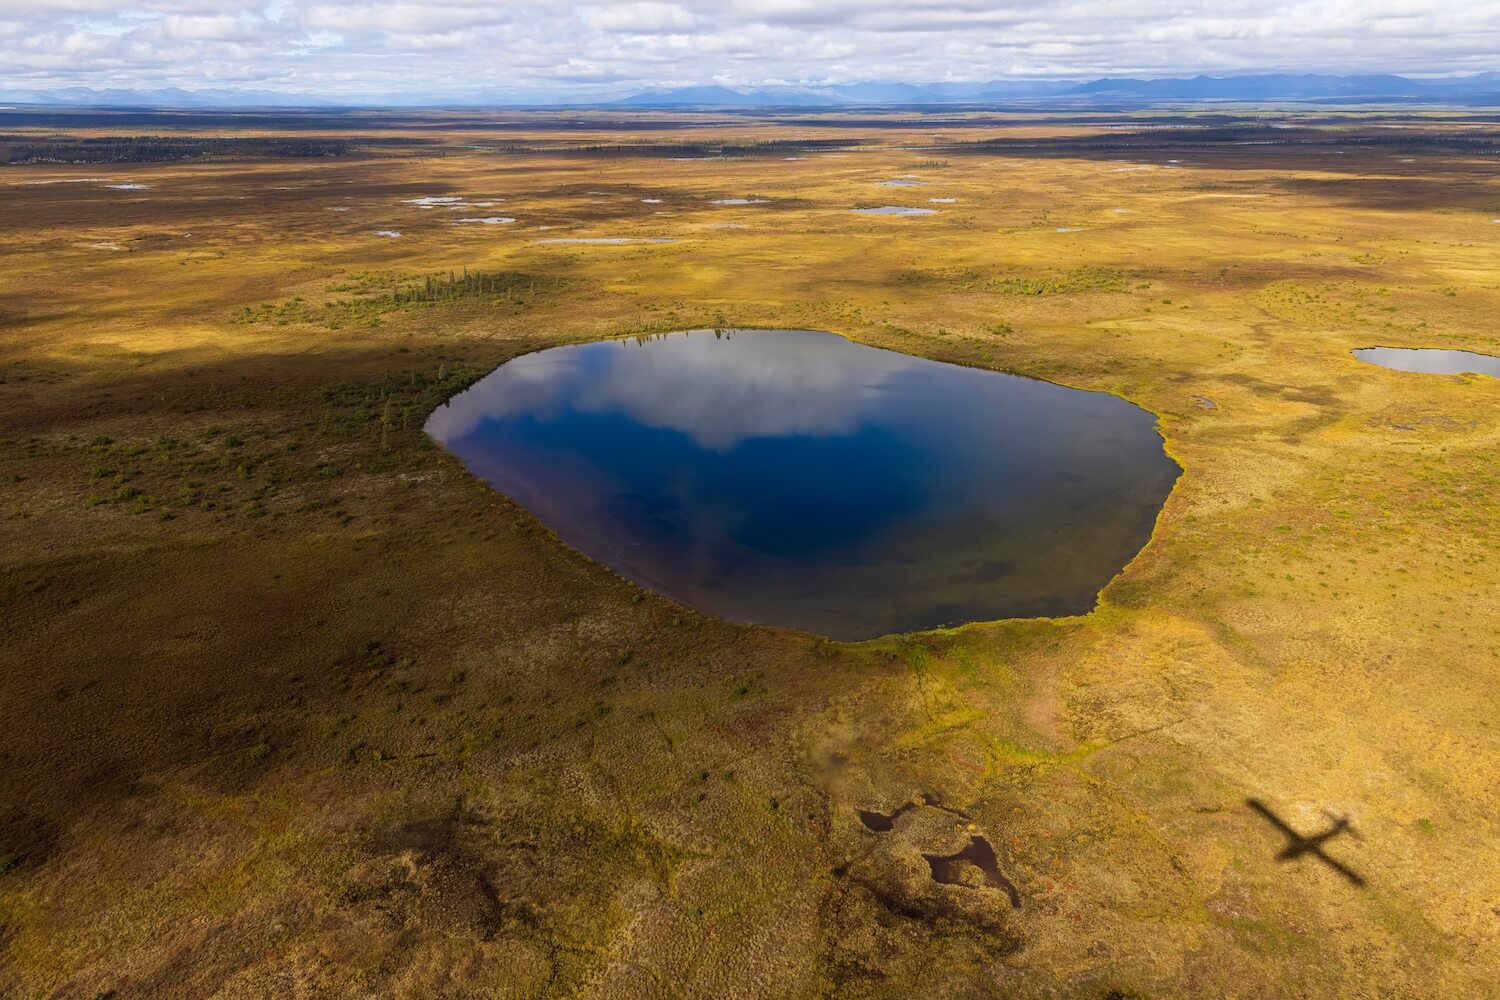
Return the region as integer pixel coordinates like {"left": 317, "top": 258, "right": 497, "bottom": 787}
{"left": 1, "top": 1, "right": 1497, "bottom": 101}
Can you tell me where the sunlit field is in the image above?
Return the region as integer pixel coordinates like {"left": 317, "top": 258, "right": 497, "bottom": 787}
{"left": 2, "top": 107, "right": 1498, "bottom": 997}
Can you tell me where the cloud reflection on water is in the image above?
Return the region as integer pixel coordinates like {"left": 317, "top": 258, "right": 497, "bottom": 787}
{"left": 429, "top": 329, "right": 910, "bottom": 451}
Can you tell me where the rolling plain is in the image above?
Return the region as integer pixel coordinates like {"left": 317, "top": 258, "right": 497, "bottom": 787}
{"left": 1, "top": 106, "right": 1498, "bottom": 997}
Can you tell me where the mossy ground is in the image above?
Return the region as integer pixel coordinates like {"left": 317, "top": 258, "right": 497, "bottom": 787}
{"left": 0, "top": 109, "right": 1497, "bottom": 997}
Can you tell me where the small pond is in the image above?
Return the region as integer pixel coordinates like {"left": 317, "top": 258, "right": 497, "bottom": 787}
{"left": 852, "top": 206, "right": 936, "bottom": 217}
{"left": 1354, "top": 347, "right": 1500, "bottom": 378}
{"left": 428, "top": 329, "right": 1179, "bottom": 640}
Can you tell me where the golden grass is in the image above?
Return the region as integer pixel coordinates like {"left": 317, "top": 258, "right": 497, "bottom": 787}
{"left": 0, "top": 108, "right": 1497, "bottom": 997}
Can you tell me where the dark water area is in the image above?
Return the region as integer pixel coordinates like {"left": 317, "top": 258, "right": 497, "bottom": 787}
{"left": 924, "top": 836, "right": 1023, "bottom": 908}
{"left": 427, "top": 329, "right": 1179, "bottom": 640}
{"left": 1354, "top": 346, "right": 1500, "bottom": 378}
{"left": 857, "top": 803, "right": 919, "bottom": 832}
{"left": 858, "top": 793, "right": 960, "bottom": 831}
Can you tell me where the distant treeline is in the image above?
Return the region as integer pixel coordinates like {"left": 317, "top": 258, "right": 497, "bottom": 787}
{"left": 390, "top": 269, "right": 556, "bottom": 304}
{"left": 924, "top": 127, "right": 1500, "bottom": 157}
{"left": 0, "top": 134, "right": 422, "bottom": 164}
{"left": 536, "top": 137, "right": 854, "bottom": 158}
{"left": 468, "top": 127, "right": 1500, "bottom": 160}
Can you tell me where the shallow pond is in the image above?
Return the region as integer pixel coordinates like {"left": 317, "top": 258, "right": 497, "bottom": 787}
{"left": 428, "top": 329, "right": 1178, "bottom": 640}
{"left": 924, "top": 836, "right": 1022, "bottom": 908}
{"left": 852, "top": 206, "right": 936, "bottom": 217}
{"left": 1354, "top": 347, "right": 1500, "bottom": 378}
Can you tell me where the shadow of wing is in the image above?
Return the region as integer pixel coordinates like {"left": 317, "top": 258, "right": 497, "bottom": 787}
{"left": 1246, "top": 798, "right": 1299, "bottom": 839}
{"left": 1318, "top": 853, "right": 1367, "bottom": 889}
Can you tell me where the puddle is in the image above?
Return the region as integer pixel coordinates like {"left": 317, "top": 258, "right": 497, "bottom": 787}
{"left": 856, "top": 793, "right": 968, "bottom": 831}
{"left": 929, "top": 197, "right": 957, "bottom": 203}
{"left": 404, "top": 196, "right": 464, "bottom": 208}
{"left": 373, "top": 230, "right": 402, "bottom": 238}
{"left": 923, "top": 837, "right": 1023, "bottom": 908}
{"left": 711, "top": 198, "right": 770, "bottom": 205}
{"left": 89, "top": 242, "right": 125, "bottom": 251}
{"left": 642, "top": 198, "right": 663, "bottom": 203}
{"left": 851, "top": 206, "right": 937, "bottom": 216}
{"left": 1055, "top": 227, "right": 1082, "bottom": 233}
{"left": 1354, "top": 347, "right": 1500, "bottom": 378}
{"left": 106, "top": 183, "right": 149, "bottom": 190}
{"left": 1193, "top": 395, "right": 1217, "bottom": 409}
{"left": 857, "top": 803, "right": 920, "bottom": 832}
{"left": 455, "top": 217, "right": 516, "bottom": 225}
{"left": 881, "top": 179, "right": 927, "bottom": 187}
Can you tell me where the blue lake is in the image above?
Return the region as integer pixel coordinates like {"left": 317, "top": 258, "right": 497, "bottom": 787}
{"left": 428, "top": 329, "right": 1179, "bottom": 640}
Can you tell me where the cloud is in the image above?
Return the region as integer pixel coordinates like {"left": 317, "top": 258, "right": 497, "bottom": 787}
{"left": 586, "top": 3, "right": 697, "bottom": 33}
{"left": 0, "top": 0, "right": 1496, "bottom": 100}
{"left": 159, "top": 14, "right": 265, "bottom": 41}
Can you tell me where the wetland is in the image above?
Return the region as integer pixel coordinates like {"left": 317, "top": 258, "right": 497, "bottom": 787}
{"left": 3, "top": 105, "right": 1499, "bottom": 999}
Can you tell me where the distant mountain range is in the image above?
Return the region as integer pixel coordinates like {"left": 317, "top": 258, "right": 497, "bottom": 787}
{"left": 3, "top": 72, "right": 1498, "bottom": 109}
{"left": 610, "top": 80, "right": 1079, "bottom": 107}
{"left": 613, "top": 73, "right": 1500, "bottom": 107}
{"left": 1069, "top": 72, "right": 1500, "bottom": 101}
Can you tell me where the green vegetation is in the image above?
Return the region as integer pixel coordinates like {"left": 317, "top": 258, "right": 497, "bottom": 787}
{"left": 987, "top": 266, "right": 1137, "bottom": 295}
{"left": 231, "top": 269, "right": 573, "bottom": 330}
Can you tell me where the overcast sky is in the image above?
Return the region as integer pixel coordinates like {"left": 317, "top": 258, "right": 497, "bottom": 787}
{"left": 2, "top": 1, "right": 1497, "bottom": 100}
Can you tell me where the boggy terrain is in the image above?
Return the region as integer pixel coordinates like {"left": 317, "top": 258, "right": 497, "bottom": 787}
{"left": 1, "top": 107, "right": 1498, "bottom": 998}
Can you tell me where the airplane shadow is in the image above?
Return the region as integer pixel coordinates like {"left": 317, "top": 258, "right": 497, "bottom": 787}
{"left": 1245, "top": 798, "right": 1366, "bottom": 888}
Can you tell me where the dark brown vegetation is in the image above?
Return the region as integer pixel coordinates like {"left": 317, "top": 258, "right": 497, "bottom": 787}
{"left": 3, "top": 135, "right": 360, "bottom": 163}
